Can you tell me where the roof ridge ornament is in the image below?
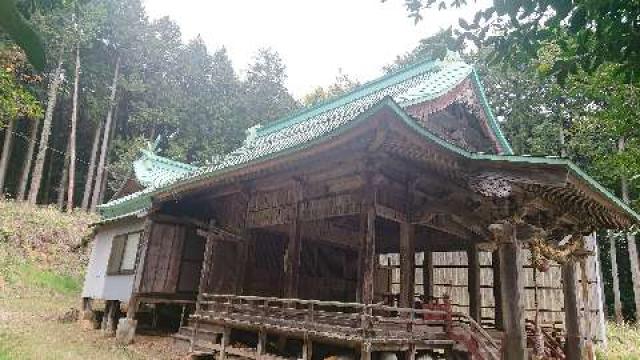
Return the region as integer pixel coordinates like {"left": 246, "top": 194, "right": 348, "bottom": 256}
{"left": 147, "top": 135, "right": 162, "bottom": 154}
{"left": 443, "top": 49, "right": 463, "bottom": 63}
{"left": 244, "top": 124, "right": 261, "bottom": 146}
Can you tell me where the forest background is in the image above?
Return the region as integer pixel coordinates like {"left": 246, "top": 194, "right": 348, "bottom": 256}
{"left": 1, "top": 0, "right": 640, "bottom": 324}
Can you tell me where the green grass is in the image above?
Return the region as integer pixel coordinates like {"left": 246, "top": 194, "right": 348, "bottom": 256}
{"left": 17, "top": 262, "right": 82, "bottom": 295}
{"left": 598, "top": 322, "right": 640, "bottom": 359}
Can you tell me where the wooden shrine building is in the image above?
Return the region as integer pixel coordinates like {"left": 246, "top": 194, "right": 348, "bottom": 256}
{"left": 82, "top": 55, "right": 638, "bottom": 360}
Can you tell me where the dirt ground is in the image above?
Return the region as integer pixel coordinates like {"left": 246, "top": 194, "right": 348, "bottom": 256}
{"left": 0, "top": 292, "right": 188, "bottom": 360}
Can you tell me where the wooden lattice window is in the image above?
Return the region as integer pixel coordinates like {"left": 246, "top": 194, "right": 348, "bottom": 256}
{"left": 107, "top": 232, "right": 142, "bottom": 275}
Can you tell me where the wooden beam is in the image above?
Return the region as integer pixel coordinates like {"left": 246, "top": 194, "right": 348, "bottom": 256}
{"left": 247, "top": 192, "right": 362, "bottom": 228}
{"left": 498, "top": 224, "right": 526, "bottom": 360}
{"left": 412, "top": 212, "right": 475, "bottom": 240}
{"left": 467, "top": 246, "right": 481, "bottom": 322}
{"left": 399, "top": 222, "right": 415, "bottom": 308}
{"left": 150, "top": 213, "right": 207, "bottom": 229}
{"left": 196, "top": 228, "right": 243, "bottom": 242}
{"left": 376, "top": 204, "right": 408, "bottom": 223}
{"left": 562, "top": 261, "right": 584, "bottom": 360}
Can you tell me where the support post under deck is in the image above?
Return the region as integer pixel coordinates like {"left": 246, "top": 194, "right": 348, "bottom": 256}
{"left": 498, "top": 224, "right": 526, "bottom": 360}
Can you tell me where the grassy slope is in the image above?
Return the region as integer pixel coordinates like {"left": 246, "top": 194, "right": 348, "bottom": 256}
{"left": 0, "top": 201, "right": 178, "bottom": 360}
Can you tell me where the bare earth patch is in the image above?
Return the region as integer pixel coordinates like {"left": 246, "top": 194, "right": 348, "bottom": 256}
{"left": 0, "top": 291, "right": 187, "bottom": 359}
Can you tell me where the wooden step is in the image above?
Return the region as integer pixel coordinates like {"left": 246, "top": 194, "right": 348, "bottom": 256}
{"left": 186, "top": 339, "right": 289, "bottom": 360}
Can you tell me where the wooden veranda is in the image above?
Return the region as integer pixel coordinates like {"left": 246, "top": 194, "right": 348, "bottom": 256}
{"left": 186, "top": 294, "right": 500, "bottom": 360}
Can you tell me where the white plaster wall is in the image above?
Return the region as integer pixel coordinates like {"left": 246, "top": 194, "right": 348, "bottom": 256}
{"left": 82, "top": 219, "right": 144, "bottom": 302}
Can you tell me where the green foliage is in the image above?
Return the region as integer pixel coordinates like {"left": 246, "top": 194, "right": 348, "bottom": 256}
{"left": 302, "top": 70, "right": 360, "bottom": 106}
{"left": 0, "top": 46, "right": 43, "bottom": 124}
{"left": 243, "top": 48, "right": 299, "bottom": 125}
{"left": 396, "top": 0, "right": 640, "bottom": 83}
{"left": 0, "top": 0, "right": 45, "bottom": 71}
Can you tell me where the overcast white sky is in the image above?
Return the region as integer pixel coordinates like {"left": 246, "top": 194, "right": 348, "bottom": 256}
{"left": 143, "top": 0, "right": 489, "bottom": 98}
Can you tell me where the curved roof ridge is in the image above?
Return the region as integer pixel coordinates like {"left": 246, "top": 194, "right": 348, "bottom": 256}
{"left": 257, "top": 57, "right": 443, "bottom": 137}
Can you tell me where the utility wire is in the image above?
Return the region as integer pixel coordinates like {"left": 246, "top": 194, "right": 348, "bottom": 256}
{"left": 4, "top": 127, "right": 121, "bottom": 179}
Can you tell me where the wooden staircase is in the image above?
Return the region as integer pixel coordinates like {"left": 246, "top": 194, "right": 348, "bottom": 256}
{"left": 525, "top": 320, "right": 566, "bottom": 359}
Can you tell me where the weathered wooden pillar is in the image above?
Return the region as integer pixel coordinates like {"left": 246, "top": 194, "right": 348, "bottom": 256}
{"left": 467, "top": 246, "right": 481, "bottom": 322}
{"left": 491, "top": 250, "right": 503, "bottom": 329}
{"left": 236, "top": 190, "right": 253, "bottom": 295}
{"left": 102, "top": 300, "right": 120, "bottom": 335}
{"left": 360, "top": 188, "right": 377, "bottom": 305}
{"left": 284, "top": 217, "right": 302, "bottom": 298}
{"left": 498, "top": 224, "right": 526, "bottom": 360}
{"left": 399, "top": 222, "right": 416, "bottom": 308}
{"left": 126, "top": 219, "right": 154, "bottom": 319}
{"left": 302, "top": 337, "right": 313, "bottom": 360}
{"left": 423, "top": 250, "right": 434, "bottom": 299}
{"left": 563, "top": 260, "right": 584, "bottom": 360}
{"left": 198, "top": 221, "right": 218, "bottom": 296}
{"left": 235, "top": 238, "right": 250, "bottom": 295}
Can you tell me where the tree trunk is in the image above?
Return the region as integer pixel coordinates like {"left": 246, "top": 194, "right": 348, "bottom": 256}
{"left": 609, "top": 233, "right": 624, "bottom": 323}
{"left": 90, "top": 55, "right": 120, "bottom": 212}
{"left": 559, "top": 126, "right": 567, "bottom": 158}
{"left": 66, "top": 44, "right": 81, "bottom": 212}
{"left": 57, "top": 141, "right": 70, "bottom": 210}
{"left": 618, "top": 136, "right": 640, "bottom": 320}
{"left": 0, "top": 117, "right": 17, "bottom": 196}
{"left": 28, "top": 56, "right": 65, "bottom": 204}
{"left": 81, "top": 121, "right": 102, "bottom": 210}
{"left": 17, "top": 119, "right": 40, "bottom": 200}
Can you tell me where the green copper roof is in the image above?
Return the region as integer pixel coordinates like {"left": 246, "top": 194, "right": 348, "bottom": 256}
{"left": 97, "top": 57, "right": 636, "bottom": 226}
{"left": 133, "top": 149, "right": 197, "bottom": 188}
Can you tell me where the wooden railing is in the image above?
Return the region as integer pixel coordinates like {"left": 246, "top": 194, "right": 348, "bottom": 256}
{"left": 189, "top": 294, "right": 501, "bottom": 359}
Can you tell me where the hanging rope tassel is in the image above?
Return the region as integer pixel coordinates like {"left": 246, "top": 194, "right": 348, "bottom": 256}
{"left": 532, "top": 264, "right": 545, "bottom": 359}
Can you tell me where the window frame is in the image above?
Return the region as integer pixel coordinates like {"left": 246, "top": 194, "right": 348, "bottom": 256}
{"left": 106, "top": 231, "right": 142, "bottom": 276}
